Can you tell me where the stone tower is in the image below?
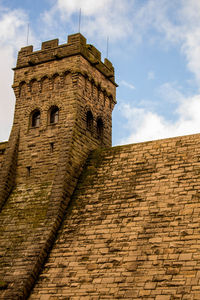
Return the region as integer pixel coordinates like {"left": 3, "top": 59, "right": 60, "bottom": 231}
{"left": 0, "top": 33, "right": 116, "bottom": 299}
{"left": 12, "top": 33, "right": 116, "bottom": 185}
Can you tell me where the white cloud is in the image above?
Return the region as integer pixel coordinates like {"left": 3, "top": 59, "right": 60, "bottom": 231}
{"left": 2, "top": 0, "right": 200, "bottom": 145}
{"left": 120, "top": 88, "right": 200, "bottom": 144}
{"left": 0, "top": 7, "right": 28, "bottom": 141}
{"left": 114, "top": 0, "right": 200, "bottom": 144}
{"left": 0, "top": 7, "right": 27, "bottom": 45}
{"left": 157, "top": 82, "right": 184, "bottom": 103}
{"left": 138, "top": 0, "right": 200, "bottom": 84}
{"left": 43, "top": 0, "right": 133, "bottom": 41}
{"left": 50, "top": 0, "right": 200, "bottom": 83}
{"left": 120, "top": 80, "right": 135, "bottom": 90}
{"left": 57, "top": 0, "right": 110, "bottom": 16}
{"left": 181, "top": 29, "right": 200, "bottom": 84}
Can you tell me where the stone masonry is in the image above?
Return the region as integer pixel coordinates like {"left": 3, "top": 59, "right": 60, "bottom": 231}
{"left": 29, "top": 133, "right": 200, "bottom": 299}
{"left": 1, "top": 33, "right": 200, "bottom": 300}
{"left": 0, "top": 33, "right": 116, "bottom": 299}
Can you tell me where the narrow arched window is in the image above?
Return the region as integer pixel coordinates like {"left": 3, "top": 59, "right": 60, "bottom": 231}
{"left": 97, "top": 117, "right": 103, "bottom": 138}
{"left": 31, "top": 110, "right": 40, "bottom": 127}
{"left": 86, "top": 111, "right": 93, "bottom": 131}
{"left": 50, "top": 106, "right": 59, "bottom": 124}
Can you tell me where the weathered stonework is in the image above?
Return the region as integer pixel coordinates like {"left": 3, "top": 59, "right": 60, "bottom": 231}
{"left": 0, "top": 33, "right": 116, "bottom": 299}
{"left": 1, "top": 32, "right": 200, "bottom": 300}
{"left": 30, "top": 133, "right": 200, "bottom": 299}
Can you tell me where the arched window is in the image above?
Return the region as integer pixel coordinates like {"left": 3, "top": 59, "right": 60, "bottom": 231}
{"left": 97, "top": 117, "right": 103, "bottom": 138}
{"left": 50, "top": 106, "right": 59, "bottom": 124}
{"left": 86, "top": 111, "right": 93, "bottom": 131}
{"left": 31, "top": 110, "right": 40, "bottom": 127}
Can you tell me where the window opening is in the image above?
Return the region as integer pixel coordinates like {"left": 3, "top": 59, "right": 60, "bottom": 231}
{"left": 97, "top": 117, "right": 103, "bottom": 138}
{"left": 50, "top": 142, "right": 54, "bottom": 153}
{"left": 50, "top": 107, "right": 59, "bottom": 124}
{"left": 26, "top": 166, "right": 31, "bottom": 177}
{"left": 31, "top": 110, "right": 40, "bottom": 127}
{"left": 86, "top": 111, "right": 93, "bottom": 131}
{"left": 0, "top": 149, "right": 5, "bottom": 155}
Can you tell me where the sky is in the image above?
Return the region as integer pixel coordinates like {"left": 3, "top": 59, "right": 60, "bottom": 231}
{"left": 1, "top": 0, "right": 200, "bottom": 146}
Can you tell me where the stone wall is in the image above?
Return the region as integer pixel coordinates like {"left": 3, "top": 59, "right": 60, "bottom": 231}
{"left": 30, "top": 132, "right": 200, "bottom": 299}
{"left": 0, "top": 182, "right": 52, "bottom": 297}
{"left": 0, "top": 33, "right": 116, "bottom": 299}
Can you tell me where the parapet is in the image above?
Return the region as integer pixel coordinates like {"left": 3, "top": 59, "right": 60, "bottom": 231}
{"left": 15, "top": 33, "right": 116, "bottom": 85}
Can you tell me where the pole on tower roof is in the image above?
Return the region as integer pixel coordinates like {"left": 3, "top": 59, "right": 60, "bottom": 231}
{"left": 106, "top": 36, "right": 109, "bottom": 59}
{"left": 26, "top": 23, "right": 30, "bottom": 45}
{"left": 78, "top": 8, "right": 81, "bottom": 33}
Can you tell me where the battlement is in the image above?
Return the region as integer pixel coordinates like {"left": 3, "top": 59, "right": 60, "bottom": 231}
{"left": 15, "top": 33, "right": 116, "bottom": 85}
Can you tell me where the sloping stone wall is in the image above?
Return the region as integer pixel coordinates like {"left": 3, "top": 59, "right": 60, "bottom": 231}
{"left": 0, "top": 128, "right": 19, "bottom": 212}
{"left": 30, "top": 133, "right": 200, "bottom": 299}
{"left": 0, "top": 182, "right": 52, "bottom": 298}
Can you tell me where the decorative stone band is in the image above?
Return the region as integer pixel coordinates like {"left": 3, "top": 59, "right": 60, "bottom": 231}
{"left": 12, "top": 69, "right": 116, "bottom": 104}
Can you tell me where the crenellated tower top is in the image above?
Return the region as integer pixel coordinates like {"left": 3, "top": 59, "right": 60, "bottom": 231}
{"left": 15, "top": 33, "right": 117, "bottom": 87}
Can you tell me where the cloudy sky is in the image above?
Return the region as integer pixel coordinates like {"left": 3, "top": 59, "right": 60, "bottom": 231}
{"left": 1, "top": 0, "right": 200, "bottom": 146}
